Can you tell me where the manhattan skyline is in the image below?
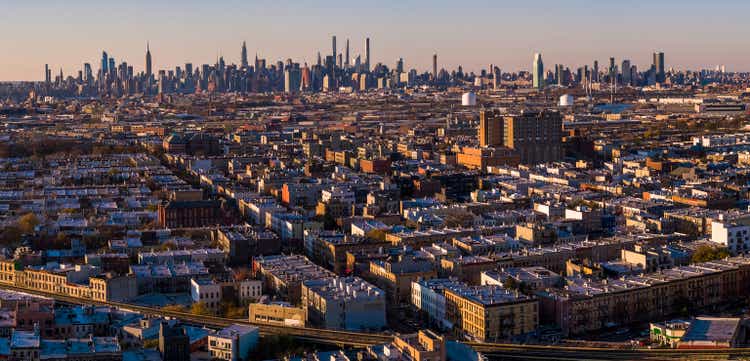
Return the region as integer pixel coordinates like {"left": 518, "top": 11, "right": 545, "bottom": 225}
{"left": 3, "top": 0, "right": 750, "bottom": 81}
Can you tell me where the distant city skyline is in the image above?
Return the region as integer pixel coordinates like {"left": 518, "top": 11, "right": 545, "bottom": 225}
{"left": 2, "top": 0, "right": 750, "bottom": 80}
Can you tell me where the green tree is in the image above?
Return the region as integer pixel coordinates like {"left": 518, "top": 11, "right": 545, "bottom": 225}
{"left": 220, "top": 301, "right": 248, "bottom": 319}
{"left": 161, "top": 304, "right": 187, "bottom": 313}
{"left": 691, "top": 245, "right": 730, "bottom": 263}
{"left": 365, "top": 229, "right": 387, "bottom": 241}
{"left": 190, "top": 301, "right": 212, "bottom": 316}
{"left": 143, "top": 339, "right": 159, "bottom": 349}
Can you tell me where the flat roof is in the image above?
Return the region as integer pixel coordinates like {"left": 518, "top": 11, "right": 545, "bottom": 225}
{"left": 681, "top": 317, "right": 740, "bottom": 343}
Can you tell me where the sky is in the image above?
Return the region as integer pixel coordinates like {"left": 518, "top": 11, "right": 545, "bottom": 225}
{"left": 1, "top": 0, "right": 749, "bottom": 81}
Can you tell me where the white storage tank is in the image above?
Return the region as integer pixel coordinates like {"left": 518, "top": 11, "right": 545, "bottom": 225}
{"left": 462, "top": 92, "right": 477, "bottom": 106}
{"left": 559, "top": 94, "right": 574, "bottom": 107}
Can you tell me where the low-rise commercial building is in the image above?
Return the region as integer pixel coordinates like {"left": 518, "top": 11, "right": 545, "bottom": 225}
{"left": 248, "top": 302, "right": 305, "bottom": 327}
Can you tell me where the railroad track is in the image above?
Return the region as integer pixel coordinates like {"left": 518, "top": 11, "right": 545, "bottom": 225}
{"left": 0, "top": 284, "right": 392, "bottom": 347}
{"left": 6, "top": 284, "right": 750, "bottom": 358}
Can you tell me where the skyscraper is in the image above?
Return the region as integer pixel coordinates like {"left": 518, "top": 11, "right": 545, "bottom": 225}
{"left": 108, "top": 57, "right": 115, "bottom": 77}
{"left": 83, "top": 63, "right": 92, "bottom": 84}
{"left": 284, "top": 64, "right": 301, "bottom": 94}
{"left": 433, "top": 53, "right": 438, "bottom": 81}
{"left": 593, "top": 60, "right": 599, "bottom": 82}
{"left": 532, "top": 53, "right": 544, "bottom": 90}
{"left": 332, "top": 36, "right": 337, "bottom": 62}
{"left": 621, "top": 59, "right": 632, "bottom": 85}
{"left": 145, "top": 42, "right": 152, "bottom": 78}
{"left": 653, "top": 52, "right": 665, "bottom": 83}
{"left": 301, "top": 63, "right": 311, "bottom": 90}
{"left": 44, "top": 64, "right": 51, "bottom": 84}
{"left": 493, "top": 66, "right": 501, "bottom": 89}
{"left": 345, "top": 39, "right": 350, "bottom": 68}
{"left": 101, "top": 51, "right": 108, "bottom": 76}
{"left": 555, "top": 64, "right": 564, "bottom": 86}
{"left": 365, "top": 37, "right": 370, "bottom": 72}
{"left": 241, "top": 41, "right": 248, "bottom": 68}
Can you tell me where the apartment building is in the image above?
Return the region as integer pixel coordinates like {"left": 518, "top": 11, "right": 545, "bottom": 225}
{"left": 711, "top": 213, "right": 750, "bottom": 254}
{"left": 208, "top": 324, "right": 259, "bottom": 361}
{"left": 0, "top": 261, "right": 137, "bottom": 303}
{"left": 444, "top": 284, "right": 538, "bottom": 342}
{"left": 411, "top": 278, "right": 464, "bottom": 330}
{"left": 301, "top": 276, "right": 386, "bottom": 331}
{"left": 252, "top": 255, "right": 334, "bottom": 304}
{"left": 539, "top": 256, "right": 750, "bottom": 336}
{"left": 368, "top": 255, "right": 437, "bottom": 305}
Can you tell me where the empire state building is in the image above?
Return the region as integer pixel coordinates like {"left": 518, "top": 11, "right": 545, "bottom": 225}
{"left": 145, "top": 42, "right": 152, "bottom": 78}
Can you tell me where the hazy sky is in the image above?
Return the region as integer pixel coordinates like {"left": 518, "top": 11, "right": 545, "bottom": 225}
{"left": 1, "top": 0, "right": 749, "bottom": 80}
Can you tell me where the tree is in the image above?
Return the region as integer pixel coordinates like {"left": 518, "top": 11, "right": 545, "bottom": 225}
{"left": 233, "top": 267, "right": 252, "bottom": 281}
{"left": 143, "top": 339, "right": 159, "bottom": 349}
{"left": 53, "top": 232, "right": 70, "bottom": 248}
{"left": 190, "top": 302, "right": 212, "bottom": 316}
{"left": 503, "top": 276, "right": 519, "bottom": 290}
{"left": 503, "top": 276, "right": 531, "bottom": 294}
{"left": 220, "top": 301, "right": 247, "bottom": 319}
{"left": 161, "top": 304, "right": 187, "bottom": 313}
{"left": 17, "top": 213, "right": 39, "bottom": 234}
{"left": 691, "top": 245, "right": 730, "bottom": 263}
{"left": 250, "top": 335, "right": 306, "bottom": 361}
{"left": 365, "top": 229, "right": 387, "bottom": 241}
{"left": 158, "top": 241, "right": 178, "bottom": 251}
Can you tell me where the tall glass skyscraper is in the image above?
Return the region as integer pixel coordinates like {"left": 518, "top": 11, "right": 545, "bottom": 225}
{"left": 532, "top": 53, "right": 544, "bottom": 90}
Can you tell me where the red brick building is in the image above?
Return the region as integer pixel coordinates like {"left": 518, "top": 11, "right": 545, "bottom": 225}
{"left": 158, "top": 200, "right": 222, "bottom": 228}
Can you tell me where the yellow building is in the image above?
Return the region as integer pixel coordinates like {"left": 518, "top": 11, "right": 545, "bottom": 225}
{"left": 0, "top": 262, "right": 136, "bottom": 302}
{"left": 444, "top": 285, "right": 537, "bottom": 342}
{"left": 387, "top": 330, "right": 447, "bottom": 361}
{"left": 456, "top": 147, "right": 519, "bottom": 171}
{"left": 0, "top": 260, "right": 16, "bottom": 285}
